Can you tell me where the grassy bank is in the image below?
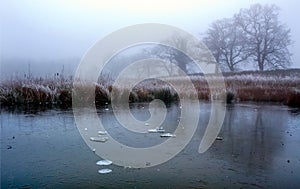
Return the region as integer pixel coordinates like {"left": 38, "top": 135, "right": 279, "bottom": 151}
{"left": 1, "top": 69, "right": 300, "bottom": 108}
{"left": 0, "top": 77, "right": 73, "bottom": 107}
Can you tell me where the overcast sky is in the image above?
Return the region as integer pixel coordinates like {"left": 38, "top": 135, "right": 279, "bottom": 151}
{"left": 1, "top": 0, "right": 300, "bottom": 76}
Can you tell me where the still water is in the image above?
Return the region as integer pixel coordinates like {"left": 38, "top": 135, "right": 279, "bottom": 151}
{"left": 1, "top": 102, "right": 300, "bottom": 188}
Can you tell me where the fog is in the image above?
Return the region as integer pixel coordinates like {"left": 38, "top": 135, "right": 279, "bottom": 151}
{"left": 1, "top": 0, "right": 300, "bottom": 79}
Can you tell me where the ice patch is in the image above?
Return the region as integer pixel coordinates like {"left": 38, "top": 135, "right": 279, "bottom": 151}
{"left": 96, "top": 160, "right": 112, "bottom": 166}
{"left": 90, "top": 136, "right": 108, "bottom": 142}
{"left": 160, "top": 133, "right": 176, "bottom": 137}
{"left": 98, "top": 169, "right": 112, "bottom": 174}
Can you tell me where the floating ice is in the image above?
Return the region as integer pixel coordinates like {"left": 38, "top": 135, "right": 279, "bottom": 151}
{"left": 98, "top": 131, "right": 107, "bottom": 135}
{"left": 160, "top": 133, "right": 176, "bottom": 137}
{"left": 98, "top": 169, "right": 112, "bottom": 174}
{"left": 105, "top": 108, "right": 109, "bottom": 111}
{"left": 96, "top": 160, "right": 113, "bottom": 166}
{"left": 148, "top": 129, "right": 158, "bottom": 133}
{"left": 124, "top": 166, "right": 132, "bottom": 169}
{"left": 90, "top": 136, "right": 109, "bottom": 142}
{"left": 148, "top": 127, "right": 165, "bottom": 133}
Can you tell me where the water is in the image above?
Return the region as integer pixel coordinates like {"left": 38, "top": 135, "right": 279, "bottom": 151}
{"left": 1, "top": 102, "right": 300, "bottom": 188}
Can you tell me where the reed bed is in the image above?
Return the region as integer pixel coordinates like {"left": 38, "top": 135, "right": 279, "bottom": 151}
{"left": 1, "top": 69, "right": 300, "bottom": 108}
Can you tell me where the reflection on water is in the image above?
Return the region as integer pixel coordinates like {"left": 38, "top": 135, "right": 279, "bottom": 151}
{"left": 98, "top": 103, "right": 181, "bottom": 148}
{"left": 1, "top": 103, "right": 300, "bottom": 188}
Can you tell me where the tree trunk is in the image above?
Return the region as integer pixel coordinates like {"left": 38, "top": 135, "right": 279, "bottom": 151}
{"left": 258, "top": 61, "right": 264, "bottom": 71}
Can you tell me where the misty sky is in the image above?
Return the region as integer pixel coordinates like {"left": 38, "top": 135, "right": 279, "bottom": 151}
{"left": 1, "top": 0, "right": 300, "bottom": 77}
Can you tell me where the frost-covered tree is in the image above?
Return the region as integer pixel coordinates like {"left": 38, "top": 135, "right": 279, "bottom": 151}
{"left": 203, "top": 18, "right": 249, "bottom": 71}
{"left": 235, "top": 4, "right": 292, "bottom": 71}
{"left": 152, "top": 34, "right": 191, "bottom": 74}
{"left": 148, "top": 33, "right": 218, "bottom": 75}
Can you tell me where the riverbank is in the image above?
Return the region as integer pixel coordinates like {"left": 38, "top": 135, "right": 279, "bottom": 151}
{"left": 1, "top": 69, "right": 300, "bottom": 107}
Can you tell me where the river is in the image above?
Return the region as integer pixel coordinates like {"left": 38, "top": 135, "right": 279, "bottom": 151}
{"left": 1, "top": 102, "right": 300, "bottom": 188}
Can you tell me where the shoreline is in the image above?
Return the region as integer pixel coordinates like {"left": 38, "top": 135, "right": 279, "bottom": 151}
{"left": 1, "top": 69, "right": 300, "bottom": 108}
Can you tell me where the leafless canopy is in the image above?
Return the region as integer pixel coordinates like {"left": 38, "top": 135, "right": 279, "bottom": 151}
{"left": 204, "top": 4, "right": 292, "bottom": 71}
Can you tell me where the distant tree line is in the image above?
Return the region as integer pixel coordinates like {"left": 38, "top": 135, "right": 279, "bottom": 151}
{"left": 148, "top": 4, "right": 292, "bottom": 74}
{"left": 203, "top": 4, "right": 292, "bottom": 71}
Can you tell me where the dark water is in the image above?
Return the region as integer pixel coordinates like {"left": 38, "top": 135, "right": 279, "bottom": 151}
{"left": 1, "top": 102, "right": 300, "bottom": 188}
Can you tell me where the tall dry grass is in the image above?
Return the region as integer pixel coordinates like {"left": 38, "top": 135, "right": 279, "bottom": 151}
{"left": 1, "top": 69, "right": 300, "bottom": 108}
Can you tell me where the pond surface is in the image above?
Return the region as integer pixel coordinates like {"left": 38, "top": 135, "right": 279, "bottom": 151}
{"left": 1, "top": 102, "right": 300, "bottom": 188}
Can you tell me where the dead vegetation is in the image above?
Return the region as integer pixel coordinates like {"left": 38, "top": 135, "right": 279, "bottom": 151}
{"left": 1, "top": 69, "right": 300, "bottom": 108}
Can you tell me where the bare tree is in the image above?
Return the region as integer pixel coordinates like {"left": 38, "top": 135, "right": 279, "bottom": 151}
{"left": 162, "top": 35, "right": 190, "bottom": 74}
{"left": 147, "top": 33, "right": 198, "bottom": 76}
{"left": 147, "top": 45, "right": 176, "bottom": 76}
{"left": 203, "top": 18, "right": 249, "bottom": 71}
{"left": 235, "top": 4, "right": 292, "bottom": 71}
{"left": 150, "top": 33, "right": 220, "bottom": 75}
